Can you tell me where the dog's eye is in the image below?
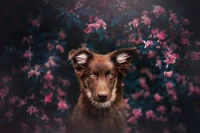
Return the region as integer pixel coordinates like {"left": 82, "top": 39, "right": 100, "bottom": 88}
{"left": 107, "top": 73, "right": 114, "bottom": 78}
{"left": 89, "top": 73, "right": 96, "bottom": 78}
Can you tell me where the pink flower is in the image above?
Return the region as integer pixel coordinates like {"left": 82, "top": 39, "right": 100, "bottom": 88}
{"left": 0, "top": 86, "right": 9, "bottom": 99}
{"left": 59, "top": 31, "right": 66, "bottom": 40}
{"left": 151, "top": 28, "right": 159, "bottom": 35}
{"left": 23, "top": 49, "right": 33, "bottom": 60}
{"left": 28, "top": 68, "right": 40, "bottom": 79}
{"left": 57, "top": 100, "right": 69, "bottom": 111}
{"left": 22, "top": 36, "right": 31, "bottom": 44}
{"left": 56, "top": 44, "right": 64, "bottom": 53}
{"left": 141, "top": 10, "right": 149, "bottom": 16}
{"left": 164, "top": 70, "right": 173, "bottom": 78}
{"left": 176, "top": 74, "right": 186, "bottom": 82}
{"left": 5, "top": 110, "right": 13, "bottom": 121}
{"left": 195, "top": 76, "right": 200, "bottom": 84}
{"left": 45, "top": 124, "right": 51, "bottom": 129}
{"left": 132, "top": 108, "right": 142, "bottom": 119}
{"left": 40, "top": 113, "right": 50, "bottom": 122}
{"left": 164, "top": 54, "right": 178, "bottom": 68}
{"left": 169, "top": 10, "right": 179, "bottom": 24}
{"left": 156, "top": 31, "right": 166, "bottom": 40}
{"left": 43, "top": 71, "right": 54, "bottom": 81}
{"left": 54, "top": 117, "right": 63, "bottom": 124}
{"left": 57, "top": 88, "right": 67, "bottom": 97}
{"left": 131, "top": 90, "right": 143, "bottom": 100}
{"left": 47, "top": 43, "right": 54, "bottom": 51}
{"left": 156, "top": 116, "right": 168, "bottom": 122}
{"left": 74, "top": 0, "right": 85, "bottom": 10}
{"left": 139, "top": 77, "right": 149, "bottom": 90}
{"left": 154, "top": 93, "right": 163, "bottom": 102}
{"left": 44, "top": 92, "right": 53, "bottom": 104}
{"left": 45, "top": 56, "right": 56, "bottom": 68}
{"left": 155, "top": 58, "right": 162, "bottom": 69}
{"left": 190, "top": 52, "right": 200, "bottom": 60}
{"left": 1, "top": 76, "right": 12, "bottom": 85}
{"left": 180, "top": 36, "right": 190, "bottom": 46}
{"left": 84, "top": 19, "right": 106, "bottom": 33}
{"left": 172, "top": 106, "right": 182, "bottom": 113}
{"left": 129, "top": 18, "right": 139, "bottom": 28}
{"left": 141, "top": 15, "right": 151, "bottom": 26}
{"left": 125, "top": 127, "right": 132, "bottom": 133}
{"left": 27, "top": 105, "right": 39, "bottom": 116}
{"left": 188, "top": 82, "right": 195, "bottom": 95}
{"left": 166, "top": 82, "right": 173, "bottom": 89}
{"left": 124, "top": 99, "right": 131, "bottom": 110}
{"left": 31, "top": 19, "right": 40, "bottom": 27}
{"left": 148, "top": 51, "right": 156, "bottom": 58}
{"left": 117, "top": 1, "right": 128, "bottom": 11}
{"left": 152, "top": 5, "right": 166, "bottom": 18}
{"left": 156, "top": 105, "right": 166, "bottom": 114}
{"left": 183, "top": 18, "right": 190, "bottom": 25}
{"left": 18, "top": 98, "right": 27, "bottom": 108}
{"left": 163, "top": 128, "right": 170, "bottom": 133}
{"left": 144, "top": 91, "right": 151, "bottom": 98}
{"left": 21, "top": 65, "right": 31, "bottom": 72}
{"left": 127, "top": 116, "right": 138, "bottom": 124}
{"left": 9, "top": 96, "right": 19, "bottom": 105}
{"left": 34, "top": 125, "right": 41, "bottom": 133}
{"left": 146, "top": 110, "right": 156, "bottom": 119}
{"left": 176, "top": 123, "right": 186, "bottom": 133}
{"left": 144, "top": 40, "right": 153, "bottom": 48}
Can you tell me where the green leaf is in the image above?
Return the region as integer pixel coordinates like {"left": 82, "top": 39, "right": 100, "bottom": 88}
{"left": 111, "top": 14, "right": 123, "bottom": 26}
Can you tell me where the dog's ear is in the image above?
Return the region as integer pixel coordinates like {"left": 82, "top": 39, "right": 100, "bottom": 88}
{"left": 109, "top": 47, "right": 137, "bottom": 76}
{"left": 68, "top": 48, "right": 93, "bottom": 71}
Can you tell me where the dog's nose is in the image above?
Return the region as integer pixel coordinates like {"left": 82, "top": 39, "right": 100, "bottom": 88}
{"left": 98, "top": 92, "right": 108, "bottom": 101}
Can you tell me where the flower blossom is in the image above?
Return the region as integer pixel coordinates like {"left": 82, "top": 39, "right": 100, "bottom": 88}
{"left": 143, "top": 40, "right": 153, "bottom": 48}
{"left": 44, "top": 56, "right": 56, "bottom": 68}
{"left": 84, "top": 19, "right": 106, "bottom": 34}
{"left": 43, "top": 70, "right": 54, "bottom": 81}
{"left": 152, "top": 5, "right": 166, "bottom": 18}
{"left": 23, "top": 48, "right": 33, "bottom": 60}
{"left": 56, "top": 44, "right": 64, "bottom": 53}
{"left": 27, "top": 105, "right": 39, "bottom": 116}
{"left": 164, "top": 70, "right": 173, "bottom": 78}
{"left": 146, "top": 110, "right": 156, "bottom": 119}
{"left": 156, "top": 105, "right": 166, "bottom": 114}
{"left": 154, "top": 93, "right": 163, "bottom": 102}
{"left": 57, "top": 100, "right": 69, "bottom": 111}
{"left": 129, "top": 18, "right": 139, "bottom": 28}
{"left": 132, "top": 108, "right": 142, "bottom": 119}
{"left": 44, "top": 92, "right": 53, "bottom": 104}
{"left": 169, "top": 10, "right": 179, "bottom": 24}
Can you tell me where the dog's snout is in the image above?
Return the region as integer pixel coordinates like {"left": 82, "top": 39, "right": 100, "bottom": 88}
{"left": 98, "top": 92, "right": 108, "bottom": 101}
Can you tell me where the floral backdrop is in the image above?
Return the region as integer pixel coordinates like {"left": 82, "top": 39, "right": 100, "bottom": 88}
{"left": 0, "top": 0, "right": 200, "bottom": 133}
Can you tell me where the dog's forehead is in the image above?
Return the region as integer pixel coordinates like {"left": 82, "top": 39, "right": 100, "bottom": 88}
{"left": 89, "top": 54, "right": 114, "bottom": 71}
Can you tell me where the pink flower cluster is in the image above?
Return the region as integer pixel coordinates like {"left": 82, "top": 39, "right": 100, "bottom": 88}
{"left": 169, "top": 10, "right": 179, "bottom": 24}
{"left": 84, "top": 18, "right": 107, "bottom": 34}
{"left": 127, "top": 108, "right": 142, "bottom": 124}
{"left": 129, "top": 18, "right": 139, "bottom": 28}
{"left": 152, "top": 5, "right": 166, "bottom": 18}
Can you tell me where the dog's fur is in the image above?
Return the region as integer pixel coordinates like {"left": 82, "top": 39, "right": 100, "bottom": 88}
{"left": 66, "top": 47, "right": 137, "bottom": 133}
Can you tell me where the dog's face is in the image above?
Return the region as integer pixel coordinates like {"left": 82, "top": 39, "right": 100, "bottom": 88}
{"left": 68, "top": 47, "right": 136, "bottom": 108}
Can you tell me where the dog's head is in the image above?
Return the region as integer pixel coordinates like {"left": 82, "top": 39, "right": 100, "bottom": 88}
{"left": 68, "top": 47, "right": 136, "bottom": 108}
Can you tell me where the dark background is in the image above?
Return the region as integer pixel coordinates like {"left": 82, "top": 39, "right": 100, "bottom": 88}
{"left": 0, "top": 0, "right": 200, "bottom": 133}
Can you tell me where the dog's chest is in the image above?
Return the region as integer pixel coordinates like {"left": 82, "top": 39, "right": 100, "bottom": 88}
{"left": 70, "top": 105, "right": 126, "bottom": 133}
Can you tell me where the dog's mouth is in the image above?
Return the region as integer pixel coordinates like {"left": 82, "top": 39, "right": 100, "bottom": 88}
{"left": 94, "top": 96, "right": 110, "bottom": 103}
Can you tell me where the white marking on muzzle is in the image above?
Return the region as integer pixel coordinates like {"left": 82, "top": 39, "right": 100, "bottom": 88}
{"left": 85, "top": 78, "right": 118, "bottom": 108}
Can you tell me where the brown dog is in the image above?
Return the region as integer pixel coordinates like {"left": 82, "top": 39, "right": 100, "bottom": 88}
{"left": 66, "top": 47, "right": 137, "bottom": 133}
